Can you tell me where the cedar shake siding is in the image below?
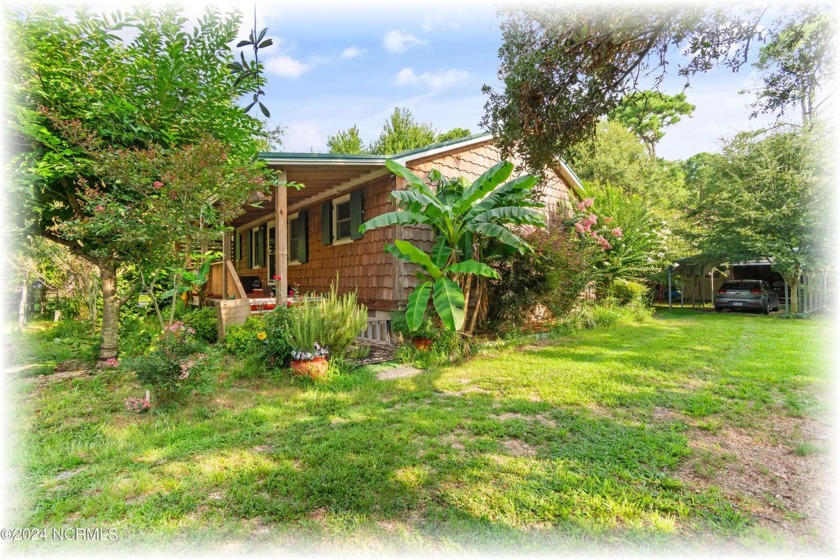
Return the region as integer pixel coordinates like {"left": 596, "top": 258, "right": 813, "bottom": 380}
{"left": 286, "top": 175, "right": 398, "bottom": 311}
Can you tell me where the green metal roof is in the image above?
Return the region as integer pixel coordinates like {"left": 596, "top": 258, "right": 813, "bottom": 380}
{"left": 258, "top": 132, "right": 586, "bottom": 195}
{"left": 258, "top": 132, "right": 493, "bottom": 162}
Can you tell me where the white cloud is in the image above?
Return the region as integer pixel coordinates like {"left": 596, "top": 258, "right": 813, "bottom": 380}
{"left": 382, "top": 30, "right": 428, "bottom": 54}
{"left": 340, "top": 46, "right": 365, "bottom": 59}
{"left": 420, "top": 14, "right": 461, "bottom": 33}
{"left": 264, "top": 54, "right": 328, "bottom": 78}
{"left": 395, "top": 67, "right": 470, "bottom": 91}
{"left": 264, "top": 55, "right": 310, "bottom": 78}
{"left": 284, "top": 122, "right": 329, "bottom": 152}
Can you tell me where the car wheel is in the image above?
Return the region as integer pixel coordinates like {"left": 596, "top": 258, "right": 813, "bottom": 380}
{"left": 762, "top": 300, "right": 770, "bottom": 315}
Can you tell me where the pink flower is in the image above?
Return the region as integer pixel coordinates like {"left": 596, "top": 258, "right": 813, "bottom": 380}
{"left": 576, "top": 198, "right": 595, "bottom": 211}
{"left": 588, "top": 213, "right": 598, "bottom": 225}
{"left": 104, "top": 357, "right": 119, "bottom": 368}
{"left": 574, "top": 222, "right": 585, "bottom": 233}
{"left": 589, "top": 230, "right": 598, "bottom": 239}
{"left": 153, "top": 181, "right": 163, "bottom": 189}
{"left": 94, "top": 205, "right": 105, "bottom": 212}
{"left": 611, "top": 227, "right": 623, "bottom": 238}
{"left": 597, "top": 236, "right": 612, "bottom": 251}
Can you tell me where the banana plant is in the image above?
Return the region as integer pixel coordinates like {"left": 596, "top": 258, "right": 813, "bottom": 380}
{"left": 359, "top": 159, "right": 545, "bottom": 332}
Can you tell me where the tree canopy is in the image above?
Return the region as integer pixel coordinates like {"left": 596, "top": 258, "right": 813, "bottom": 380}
{"left": 685, "top": 125, "right": 829, "bottom": 311}
{"left": 479, "top": 4, "right": 823, "bottom": 172}
{"left": 327, "top": 125, "right": 367, "bottom": 154}
{"left": 7, "top": 5, "right": 275, "bottom": 363}
{"left": 744, "top": 11, "right": 834, "bottom": 125}
{"left": 608, "top": 91, "right": 695, "bottom": 157}
{"left": 327, "top": 108, "right": 472, "bottom": 155}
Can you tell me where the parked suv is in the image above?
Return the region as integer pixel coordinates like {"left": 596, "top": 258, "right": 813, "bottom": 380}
{"left": 714, "top": 280, "right": 779, "bottom": 315}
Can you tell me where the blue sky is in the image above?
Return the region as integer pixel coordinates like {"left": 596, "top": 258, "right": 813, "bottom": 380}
{"left": 251, "top": 0, "right": 781, "bottom": 161}
{"left": 47, "top": 0, "right": 781, "bottom": 160}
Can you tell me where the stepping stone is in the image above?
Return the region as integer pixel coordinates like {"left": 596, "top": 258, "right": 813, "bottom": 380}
{"left": 376, "top": 365, "right": 423, "bottom": 380}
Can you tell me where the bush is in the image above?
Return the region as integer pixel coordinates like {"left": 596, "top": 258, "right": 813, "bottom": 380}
{"left": 224, "top": 315, "right": 266, "bottom": 358}
{"left": 288, "top": 281, "right": 367, "bottom": 358}
{"left": 122, "top": 321, "right": 206, "bottom": 403}
{"left": 483, "top": 227, "right": 597, "bottom": 331}
{"left": 261, "top": 307, "right": 293, "bottom": 368}
{"left": 183, "top": 306, "right": 218, "bottom": 343}
{"left": 390, "top": 310, "right": 437, "bottom": 341}
{"left": 610, "top": 279, "right": 648, "bottom": 306}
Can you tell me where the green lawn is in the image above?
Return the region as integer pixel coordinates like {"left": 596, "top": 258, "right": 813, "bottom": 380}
{"left": 6, "top": 309, "right": 834, "bottom": 554}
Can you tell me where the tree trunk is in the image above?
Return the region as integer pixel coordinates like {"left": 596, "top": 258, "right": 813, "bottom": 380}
{"left": 97, "top": 259, "right": 120, "bottom": 367}
{"left": 782, "top": 272, "right": 800, "bottom": 314}
{"left": 18, "top": 272, "right": 29, "bottom": 330}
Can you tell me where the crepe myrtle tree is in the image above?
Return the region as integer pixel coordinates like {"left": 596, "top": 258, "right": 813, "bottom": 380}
{"left": 359, "top": 160, "right": 545, "bottom": 333}
{"left": 8, "top": 6, "right": 275, "bottom": 366}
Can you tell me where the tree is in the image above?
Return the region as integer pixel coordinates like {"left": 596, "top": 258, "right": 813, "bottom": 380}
{"left": 435, "top": 128, "right": 472, "bottom": 143}
{"left": 359, "top": 160, "right": 545, "bottom": 333}
{"left": 369, "top": 107, "right": 436, "bottom": 154}
{"left": 481, "top": 4, "right": 779, "bottom": 172}
{"left": 327, "top": 125, "right": 368, "bottom": 154}
{"left": 685, "top": 126, "right": 829, "bottom": 312}
{"left": 10, "top": 236, "right": 101, "bottom": 328}
{"left": 8, "top": 6, "right": 273, "bottom": 366}
{"left": 585, "top": 183, "right": 674, "bottom": 292}
{"left": 743, "top": 11, "right": 834, "bottom": 125}
{"left": 608, "top": 91, "right": 695, "bottom": 157}
{"left": 568, "top": 120, "right": 688, "bottom": 221}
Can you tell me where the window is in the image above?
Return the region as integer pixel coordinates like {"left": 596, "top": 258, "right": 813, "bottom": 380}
{"left": 333, "top": 194, "right": 352, "bottom": 244}
{"left": 321, "top": 190, "right": 362, "bottom": 246}
{"left": 251, "top": 226, "right": 265, "bottom": 268}
{"left": 289, "top": 213, "right": 302, "bottom": 264}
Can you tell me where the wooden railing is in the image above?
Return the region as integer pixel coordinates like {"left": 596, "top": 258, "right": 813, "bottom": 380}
{"left": 208, "top": 260, "right": 247, "bottom": 299}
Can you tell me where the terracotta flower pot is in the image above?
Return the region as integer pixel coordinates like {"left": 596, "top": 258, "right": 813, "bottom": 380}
{"left": 411, "top": 336, "right": 432, "bottom": 351}
{"left": 290, "top": 357, "right": 329, "bottom": 379}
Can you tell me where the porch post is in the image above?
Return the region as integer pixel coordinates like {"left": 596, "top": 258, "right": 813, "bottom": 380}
{"left": 222, "top": 230, "right": 230, "bottom": 298}
{"left": 275, "top": 173, "right": 288, "bottom": 305}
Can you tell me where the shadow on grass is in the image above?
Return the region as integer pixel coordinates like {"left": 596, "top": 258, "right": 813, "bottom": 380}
{"left": 14, "top": 365, "right": 751, "bottom": 551}
{"left": 17, "top": 308, "right": 828, "bottom": 550}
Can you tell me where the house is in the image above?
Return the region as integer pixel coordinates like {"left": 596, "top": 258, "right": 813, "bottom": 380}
{"left": 206, "top": 133, "right": 585, "bottom": 338}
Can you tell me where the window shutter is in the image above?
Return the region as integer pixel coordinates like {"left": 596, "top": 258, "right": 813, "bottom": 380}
{"left": 321, "top": 201, "right": 332, "bottom": 245}
{"left": 350, "top": 189, "right": 364, "bottom": 240}
{"left": 298, "top": 210, "right": 309, "bottom": 264}
{"left": 246, "top": 232, "right": 252, "bottom": 268}
{"left": 234, "top": 233, "right": 241, "bottom": 261}
{"left": 259, "top": 225, "right": 267, "bottom": 267}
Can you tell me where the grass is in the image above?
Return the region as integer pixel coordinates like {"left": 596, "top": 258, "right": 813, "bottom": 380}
{"left": 5, "top": 308, "right": 833, "bottom": 554}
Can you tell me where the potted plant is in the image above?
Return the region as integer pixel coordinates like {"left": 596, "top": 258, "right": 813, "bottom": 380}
{"left": 290, "top": 342, "right": 330, "bottom": 379}
{"left": 410, "top": 317, "right": 438, "bottom": 351}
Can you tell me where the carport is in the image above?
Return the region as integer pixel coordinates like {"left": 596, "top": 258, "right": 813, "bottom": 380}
{"left": 663, "top": 257, "right": 830, "bottom": 313}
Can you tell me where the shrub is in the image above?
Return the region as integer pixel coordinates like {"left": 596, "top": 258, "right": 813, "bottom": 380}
{"left": 610, "top": 279, "right": 649, "bottom": 306}
{"left": 224, "top": 315, "right": 266, "bottom": 358}
{"left": 390, "top": 310, "right": 437, "bottom": 342}
{"left": 260, "top": 307, "right": 293, "bottom": 368}
{"left": 288, "top": 280, "right": 367, "bottom": 358}
{"left": 183, "top": 306, "right": 218, "bottom": 343}
{"left": 316, "top": 280, "right": 368, "bottom": 357}
{"left": 123, "top": 321, "right": 205, "bottom": 403}
{"left": 590, "top": 305, "right": 621, "bottom": 327}
{"left": 484, "top": 226, "right": 597, "bottom": 331}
